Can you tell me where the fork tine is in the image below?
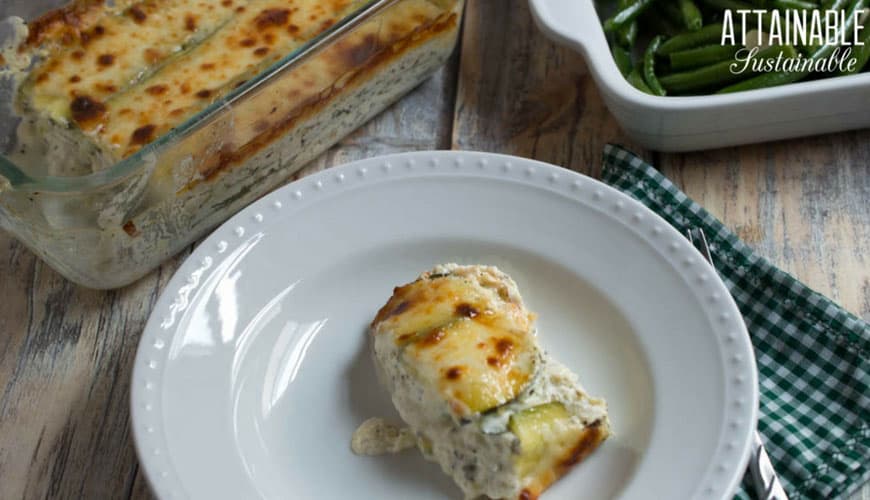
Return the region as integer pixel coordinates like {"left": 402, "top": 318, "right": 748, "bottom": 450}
{"left": 686, "top": 228, "right": 714, "bottom": 266}
{"left": 695, "top": 228, "right": 714, "bottom": 267}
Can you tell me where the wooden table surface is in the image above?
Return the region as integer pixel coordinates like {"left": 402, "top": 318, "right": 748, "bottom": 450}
{"left": 1, "top": 1, "right": 867, "bottom": 499}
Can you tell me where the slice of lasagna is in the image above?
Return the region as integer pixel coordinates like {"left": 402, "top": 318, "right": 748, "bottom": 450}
{"left": 369, "top": 264, "right": 610, "bottom": 500}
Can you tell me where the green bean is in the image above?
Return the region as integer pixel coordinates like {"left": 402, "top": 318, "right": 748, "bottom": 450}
{"left": 643, "top": 10, "right": 684, "bottom": 36}
{"left": 657, "top": 23, "right": 730, "bottom": 55}
{"left": 678, "top": 0, "right": 705, "bottom": 30}
{"left": 605, "top": 0, "right": 868, "bottom": 95}
{"left": 643, "top": 36, "right": 668, "bottom": 95}
{"left": 719, "top": 0, "right": 865, "bottom": 93}
{"left": 838, "top": 26, "right": 870, "bottom": 74}
{"left": 811, "top": 0, "right": 867, "bottom": 54}
{"left": 795, "top": 44, "right": 814, "bottom": 56}
{"left": 692, "top": 1, "right": 780, "bottom": 36}
{"left": 612, "top": 44, "right": 634, "bottom": 76}
{"left": 669, "top": 44, "right": 742, "bottom": 69}
{"left": 825, "top": 0, "right": 852, "bottom": 10}
{"left": 788, "top": 0, "right": 837, "bottom": 54}
{"left": 615, "top": 0, "right": 639, "bottom": 46}
{"left": 603, "top": 0, "right": 656, "bottom": 32}
{"left": 772, "top": 0, "right": 817, "bottom": 9}
{"left": 627, "top": 68, "right": 654, "bottom": 93}
{"left": 698, "top": 0, "right": 755, "bottom": 10}
{"left": 662, "top": 2, "right": 690, "bottom": 29}
{"left": 719, "top": 0, "right": 866, "bottom": 93}
{"left": 716, "top": 68, "right": 806, "bottom": 92}
{"left": 699, "top": 0, "right": 775, "bottom": 34}
{"left": 718, "top": 37, "right": 858, "bottom": 93}
{"left": 808, "top": 0, "right": 865, "bottom": 52}
{"left": 661, "top": 45, "right": 797, "bottom": 93}
{"left": 616, "top": 20, "right": 639, "bottom": 46}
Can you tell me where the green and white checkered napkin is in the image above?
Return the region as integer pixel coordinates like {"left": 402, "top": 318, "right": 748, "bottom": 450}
{"left": 601, "top": 144, "right": 869, "bottom": 500}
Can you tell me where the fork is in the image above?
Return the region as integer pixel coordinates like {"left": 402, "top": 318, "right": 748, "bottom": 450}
{"left": 686, "top": 227, "right": 789, "bottom": 500}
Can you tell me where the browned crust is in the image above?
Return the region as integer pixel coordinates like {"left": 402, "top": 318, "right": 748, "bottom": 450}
{"left": 122, "top": 220, "right": 139, "bottom": 236}
{"left": 372, "top": 285, "right": 412, "bottom": 327}
{"left": 70, "top": 95, "right": 106, "bottom": 125}
{"left": 21, "top": 0, "right": 107, "bottom": 50}
{"left": 555, "top": 419, "right": 607, "bottom": 474}
{"left": 21, "top": 0, "right": 458, "bottom": 205}
{"left": 519, "top": 420, "right": 609, "bottom": 500}
{"left": 455, "top": 303, "right": 479, "bottom": 318}
{"left": 444, "top": 365, "right": 463, "bottom": 380}
{"left": 372, "top": 295, "right": 413, "bottom": 327}
{"left": 187, "top": 10, "right": 459, "bottom": 186}
{"left": 417, "top": 328, "right": 447, "bottom": 347}
{"left": 130, "top": 124, "right": 157, "bottom": 145}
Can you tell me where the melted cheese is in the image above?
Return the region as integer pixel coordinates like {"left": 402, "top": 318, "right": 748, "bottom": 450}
{"left": 373, "top": 267, "right": 539, "bottom": 417}
{"left": 406, "top": 317, "right": 537, "bottom": 415}
{"left": 374, "top": 276, "right": 495, "bottom": 341}
{"left": 17, "top": 0, "right": 457, "bottom": 172}
{"left": 23, "top": 0, "right": 240, "bottom": 122}
{"left": 97, "top": 0, "right": 362, "bottom": 157}
{"left": 16, "top": 0, "right": 453, "bottom": 160}
{"left": 134, "top": 0, "right": 452, "bottom": 180}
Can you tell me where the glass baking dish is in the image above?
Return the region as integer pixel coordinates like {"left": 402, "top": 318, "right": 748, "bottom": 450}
{"left": 0, "top": 0, "right": 464, "bottom": 288}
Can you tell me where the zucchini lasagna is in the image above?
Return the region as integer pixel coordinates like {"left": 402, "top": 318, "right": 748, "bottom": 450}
{"left": 369, "top": 264, "right": 610, "bottom": 500}
{"left": 8, "top": 0, "right": 459, "bottom": 176}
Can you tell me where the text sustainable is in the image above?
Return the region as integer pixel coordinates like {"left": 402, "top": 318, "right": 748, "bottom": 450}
{"left": 722, "top": 8, "right": 867, "bottom": 74}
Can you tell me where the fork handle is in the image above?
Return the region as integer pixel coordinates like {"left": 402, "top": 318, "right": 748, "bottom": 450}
{"left": 749, "top": 431, "right": 789, "bottom": 500}
{"left": 686, "top": 228, "right": 789, "bottom": 500}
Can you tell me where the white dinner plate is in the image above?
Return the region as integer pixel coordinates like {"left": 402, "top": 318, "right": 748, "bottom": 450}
{"left": 131, "top": 151, "right": 758, "bottom": 500}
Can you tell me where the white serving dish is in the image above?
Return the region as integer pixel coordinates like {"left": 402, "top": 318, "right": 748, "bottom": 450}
{"left": 529, "top": 0, "right": 870, "bottom": 151}
{"left": 131, "top": 151, "right": 758, "bottom": 499}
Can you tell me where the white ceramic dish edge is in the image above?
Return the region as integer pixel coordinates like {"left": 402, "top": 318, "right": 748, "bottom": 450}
{"left": 528, "top": 0, "right": 870, "bottom": 151}
{"left": 130, "top": 150, "right": 759, "bottom": 499}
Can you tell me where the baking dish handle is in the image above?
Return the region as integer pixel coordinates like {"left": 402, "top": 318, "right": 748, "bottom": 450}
{"left": 528, "top": 0, "right": 646, "bottom": 106}
{"left": 528, "top": 0, "right": 603, "bottom": 54}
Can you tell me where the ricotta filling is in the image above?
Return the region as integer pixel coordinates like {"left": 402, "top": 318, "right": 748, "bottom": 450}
{"left": 351, "top": 417, "right": 416, "bottom": 456}
{"left": 361, "top": 349, "right": 607, "bottom": 499}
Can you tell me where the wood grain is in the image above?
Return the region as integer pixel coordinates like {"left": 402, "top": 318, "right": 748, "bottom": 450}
{"left": 452, "top": 0, "right": 647, "bottom": 175}
{"left": 0, "top": 1, "right": 867, "bottom": 498}
{"left": 658, "top": 131, "right": 870, "bottom": 319}
{"left": 0, "top": 238, "right": 187, "bottom": 500}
